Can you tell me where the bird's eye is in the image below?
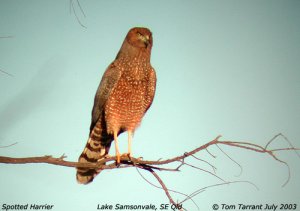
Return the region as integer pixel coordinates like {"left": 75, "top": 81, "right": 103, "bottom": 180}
{"left": 137, "top": 32, "right": 143, "bottom": 37}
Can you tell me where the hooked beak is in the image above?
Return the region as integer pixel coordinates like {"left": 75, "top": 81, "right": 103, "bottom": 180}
{"left": 139, "top": 35, "right": 150, "bottom": 47}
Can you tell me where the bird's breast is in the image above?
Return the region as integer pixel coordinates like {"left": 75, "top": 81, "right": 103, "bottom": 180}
{"left": 104, "top": 66, "right": 152, "bottom": 133}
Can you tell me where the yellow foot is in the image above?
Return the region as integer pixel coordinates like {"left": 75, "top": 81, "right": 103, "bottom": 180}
{"left": 136, "top": 156, "right": 143, "bottom": 161}
{"left": 104, "top": 154, "right": 112, "bottom": 159}
{"left": 116, "top": 153, "right": 121, "bottom": 164}
{"left": 120, "top": 153, "right": 132, "bottom": 159}
{"left": 115, "top": 153, "right": 133, "bottom": 164}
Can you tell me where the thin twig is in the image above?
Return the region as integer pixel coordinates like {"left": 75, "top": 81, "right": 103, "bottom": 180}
{"left": 183, "top": 162, "right": 225, "bottom": 182}
{"left": 0, "top": 36, "right": 13, "bottom": 39}
{"left": 76, "top": 0, "right": 86, "bottom": 17}
{"left": 147, "top": 168, "right": 176, "bottom": 205}
{"left": 181, "top": 180, "right": 259, "bottom": 204}
{"left": 206, "top": 148, "right": 216, "bottom": 158}
{"left": 265, "top": 133, "right": 300, "bottom": 158}
{"left": 0, "top": 142, "right": 18, "bottom": 148}
{"left": 135, "top": 168, "right": 199, "bottom": 210}
{"left": 191, "top": 154, "right": 217, "bottom": 173}
{"left": 0, "top": 68, "right": 14, "bottom": 77}
{"left": 70, "top": 0, "right": 87, "bottom": 28}
{"left": 215, "top": 144, "right": 243, "bottom": 177}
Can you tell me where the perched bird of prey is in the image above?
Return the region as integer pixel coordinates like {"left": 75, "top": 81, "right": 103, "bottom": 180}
{"left": 76, "top": 27, "right": 156, "bottom": 184}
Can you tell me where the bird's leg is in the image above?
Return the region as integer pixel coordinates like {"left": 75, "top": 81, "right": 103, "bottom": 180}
{"left": 127, "top": 130, "right": 133, "bottom": 158}
{"left": 119, "top": 131, "right": 133, "bottom": 160}
{"left": 114, "top": 131, "right": 121, "bottom": 164}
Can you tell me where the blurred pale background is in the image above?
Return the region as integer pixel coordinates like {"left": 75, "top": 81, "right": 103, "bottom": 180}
{"left": 0, "top": 1, "right": 299, "bottom": 210}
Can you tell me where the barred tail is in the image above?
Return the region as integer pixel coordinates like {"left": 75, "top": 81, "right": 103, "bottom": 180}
{"left": 76, "top": 122, "right": 112, "bottom": 184}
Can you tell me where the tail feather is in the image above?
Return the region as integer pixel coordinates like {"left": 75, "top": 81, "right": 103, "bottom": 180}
{"left": 76, "top": 122, "right": 112, "bottom": 184}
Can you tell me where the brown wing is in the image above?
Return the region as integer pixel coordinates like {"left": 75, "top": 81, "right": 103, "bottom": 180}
{"left": 145, "top": 67, "right": 157, "bottom": 112}
{"left": 90, "top": 62, "right": 122, "bottom": 132}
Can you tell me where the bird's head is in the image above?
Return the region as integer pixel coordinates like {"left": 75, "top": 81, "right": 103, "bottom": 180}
{"left": 126, "top": 27, "right": 153, "bottom": 49}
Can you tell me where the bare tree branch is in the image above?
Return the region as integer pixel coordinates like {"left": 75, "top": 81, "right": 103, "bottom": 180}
{"left": 135, "top": 168, "right": 199, "bottom": 210}
{"left": 0, "top": 134, "right": 299, "bottom": 208}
